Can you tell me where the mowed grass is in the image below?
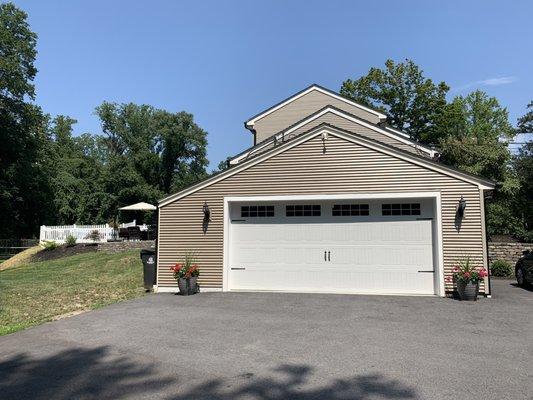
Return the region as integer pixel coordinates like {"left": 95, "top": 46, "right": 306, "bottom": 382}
{"left": 0, "top": 250, "right": 145, "bottom": 336}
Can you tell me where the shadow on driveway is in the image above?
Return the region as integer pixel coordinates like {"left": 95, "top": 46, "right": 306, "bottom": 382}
{"left": 168, "top": 364, "right": 417, "bottom": 400}
{"left": 0, "top": 346, "right": 172, "bottom": 400}
{"left": 0, "top": 347, "right": 417, "bottom": 400}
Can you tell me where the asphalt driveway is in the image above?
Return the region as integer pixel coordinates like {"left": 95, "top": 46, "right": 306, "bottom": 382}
{"left": 0, "top": 279, "right": 531, "bottom": 400}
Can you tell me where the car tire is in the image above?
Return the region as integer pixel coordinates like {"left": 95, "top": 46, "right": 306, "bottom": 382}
{"left": 516, "top": 266, "right": 526, "bottom": 287}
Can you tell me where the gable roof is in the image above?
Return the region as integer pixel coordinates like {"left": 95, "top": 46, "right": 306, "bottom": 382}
{"left": 244, "top": 84, "right": 387, "bottom": 130}
{"left": 231, "top": 105, "right": 436, "bottom": 165}
{"left": 159, "top": 123, "right": 495, "bottom": 207}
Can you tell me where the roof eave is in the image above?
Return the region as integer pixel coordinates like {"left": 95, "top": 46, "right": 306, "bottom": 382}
{"left": 159, "top": 123, "right": 495, "bottom": 207}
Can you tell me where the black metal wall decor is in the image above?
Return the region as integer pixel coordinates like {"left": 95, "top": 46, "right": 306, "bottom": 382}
{"left": 202, "top": 201, "right": 211, "bottom": 234}
{"left": 457, "top": 196, "right": 467, "bottom": 218}
{"left": 454, "top": 195, "right": 467, "bottom": 231}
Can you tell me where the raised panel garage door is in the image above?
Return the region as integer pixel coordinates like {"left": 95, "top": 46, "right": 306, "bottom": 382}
{"left": 228, "top": 201, "right": 436, "bottom": 295}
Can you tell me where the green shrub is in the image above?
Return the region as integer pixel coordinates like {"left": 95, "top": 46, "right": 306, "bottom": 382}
{"left": 42, "top": 240, "right": 58, "bottom": 251}
{"left": 65, "top": 234, "right": 77, "bottom": 247}
{"left": 490, "top": 260, "right": 513, "bottom": 277}
{"left": 85, "top": 230, "right": 101, "bottom": 243}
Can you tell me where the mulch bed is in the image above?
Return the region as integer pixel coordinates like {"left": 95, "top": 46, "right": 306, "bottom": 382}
{"left": 31, "top": 244, "right": 99, "bottom": 263}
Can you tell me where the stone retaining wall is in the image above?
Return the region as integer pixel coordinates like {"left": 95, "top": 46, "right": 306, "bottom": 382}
{"left": 488, "top": 242, "right": 532, "bottom": 266}
{"left": 97, "top": 240, "right": 155, "bottom": 253}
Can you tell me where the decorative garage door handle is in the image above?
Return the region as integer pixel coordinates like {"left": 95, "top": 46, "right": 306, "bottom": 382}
{"left": 231, "top": 267, "right": 246, "bottom": 270}
{"left": 328, "top": 251, "right": 331, "bottom": 262}
{"left": 418, "top": 270, "right": 434, "bottom": 273}
{"left": 324, "top": 251, "right": 327, "bottom": 261}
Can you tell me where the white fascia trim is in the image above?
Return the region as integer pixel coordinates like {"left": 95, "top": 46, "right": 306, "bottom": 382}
{"left": 245, "top": 85, "right": 387, "bottom": 127}
{"left": 224, "top": 192, "right": 440, "bottom": 202}
{"left": 232, "top": 107, "right": 434, "bottom": 165}
{"left": 159, "top": 126, "right": 493, "bottom": 207}
{"left": 160, "top": 128, "right": 327, "bottom": 207}
{"left": 223, "top": 192, "right": 445, "bottom": 297}
{"left": 384, "top": 126, "right": 411, "bottom": 139}
{"left": 384, "top": 127, "right": 440, "bottom": 157}
{"left": 330, "top": 128, "right": 493, "bottom": 190}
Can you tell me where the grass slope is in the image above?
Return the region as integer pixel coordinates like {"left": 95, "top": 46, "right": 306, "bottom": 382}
{"left": 0, "top": 250, "right": 145, "bottom": 336}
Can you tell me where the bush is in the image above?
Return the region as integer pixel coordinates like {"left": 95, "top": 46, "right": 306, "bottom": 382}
{"left": 65, "top": 234, "right": 77, "bottom": 247}
{"left": 490, "top": 260, "right": 513, "bottom": 277}
{"left": 42, "top": 240, "right": 58, "bottom": 251}
{"left": 85, "top": 230, "right": 101, "bottom": 243}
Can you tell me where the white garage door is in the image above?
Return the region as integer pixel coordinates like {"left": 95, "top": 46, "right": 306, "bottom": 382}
{"left": 228, "top": 200, "right": 436, "bottom": 295}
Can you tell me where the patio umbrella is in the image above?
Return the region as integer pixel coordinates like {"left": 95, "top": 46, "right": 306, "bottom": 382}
{"left": 118, "top": 202, "right": 157, "bottom": 240}
{"left": 119, "top": 202, "right": 157, "bottom": 211}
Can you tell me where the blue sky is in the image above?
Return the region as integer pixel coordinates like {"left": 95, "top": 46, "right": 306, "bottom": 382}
{"left": 15, "top": 0, "right": 533, "bottom": 168}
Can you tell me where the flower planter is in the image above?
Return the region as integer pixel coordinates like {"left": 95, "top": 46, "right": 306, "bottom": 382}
{"left": 188, "top": 276, "right": 198, "bottom": 295}
{"left": 178, "top": 278, "right": 189, "bottom": 296}
{"left": 457, "top": 281, "right": 479, "bottom": 301}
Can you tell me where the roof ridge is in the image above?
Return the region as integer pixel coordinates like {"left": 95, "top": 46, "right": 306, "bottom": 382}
{"left": 231, "top": 105, "right": 433, "bottom": 163}
{"left": 244, "top": 84, "right": 387, "bottom": 128}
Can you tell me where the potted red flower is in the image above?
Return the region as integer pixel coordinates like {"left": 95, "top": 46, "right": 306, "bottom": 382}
{"left": 185, "top": 264, "right": 200, "bottom": 295}
{"left": 452, "top": 257, "right": 488, "bottom": 301}
{"left": 170, "top": 263, "right": 189, "bottom": 295}
{"left": 170, "top": 252, "right": 200, "bottom": 295}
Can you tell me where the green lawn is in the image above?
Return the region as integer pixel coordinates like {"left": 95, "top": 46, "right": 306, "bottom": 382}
{"left": 0, "top": 250, "right": 145, "bottom": 336}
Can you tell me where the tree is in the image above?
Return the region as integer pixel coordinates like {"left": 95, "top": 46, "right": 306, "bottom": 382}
{"left": 0, "top": 3, "right": 51, "bottom": 238}
{"left": 94, "top": 102, "right": 208, "bottom": 222}
{"left": 340, "top": 59, "right": 449, "bottom": 144}
{"left": 517, "top": 101, "right": 533, "bottom": 134}
{"left": 437, "top": 91, "right": 522, "bottom": 238}
{"left": 46, "top": 116, "right": 105, "bottom": 224}
{"left": 511, "top": 101, "right": 533, "bottom": 240}
{"left": 438, "top": 91, "right": 516, "bottom": 186}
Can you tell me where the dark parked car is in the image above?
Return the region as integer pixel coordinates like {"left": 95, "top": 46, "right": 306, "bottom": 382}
{"left": 515, "top": 250, "right": 533, "bottom": 287}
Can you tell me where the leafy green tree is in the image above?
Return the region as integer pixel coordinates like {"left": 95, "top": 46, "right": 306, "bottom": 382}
{"left": 94, "top": 102, "right": 208, "bottom": 222}
{"left": 436, "top": 91, "right": 521, "bottom": 238}
{"left": 340, "top": 59, "right": 449, "bottom": 144}
{"left": 517, "top": 101, "right": 533, "bottom": 133}
{"left": 437, "top": 91, "right": 516, "bottom": 187}
{"left": 213, "top": 158, "right": 230, "bottom": 174}
{"left": 513, "top": 142, "right": 532, "bottom": 238}
{"left": 0, "top": 2, "right": 52, "bottom": 238}
{"left": 46, "top": 116, "right": 105, "bottom": 224}
{"left": 155, "top": 109, "right": 208, "bottom": 193}
{"left": 511, "top": 102, "right": 533, "bottom": 240}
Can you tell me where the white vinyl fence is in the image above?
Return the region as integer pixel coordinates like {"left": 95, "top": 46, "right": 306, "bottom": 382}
{"left": 40, "top": 224, "right": 115, "bottom": 244}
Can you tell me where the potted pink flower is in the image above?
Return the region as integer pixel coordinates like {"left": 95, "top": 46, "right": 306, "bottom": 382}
{"left": 452, "top": 257, "right": 488, "bottom": 301}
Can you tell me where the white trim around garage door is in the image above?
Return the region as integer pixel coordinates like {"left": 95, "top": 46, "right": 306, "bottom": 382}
{"left": 223, "top": 192, "right": 445, "bottom": 297}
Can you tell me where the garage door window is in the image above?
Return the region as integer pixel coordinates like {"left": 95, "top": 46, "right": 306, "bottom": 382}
{"left": 382, "top": 203, "right": 421, "bottom": 216}
{"left": 332, "top": 204, "right": 369, "bottom": 216}
{"left": 286, "top": 205, "right": 321, "bottom": 217}
{"left": 241, "top": 205, "right": 275, "bottom": 218}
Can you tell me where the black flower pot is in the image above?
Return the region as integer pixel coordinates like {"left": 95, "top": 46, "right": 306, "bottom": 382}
{"left": 178, "top": 278, "right": 189, "bottom": 296}
{"left": 188, "top": 276, "right": 198, "bottom": 295}
{"left": 457, "top": 281, "right": 479, "bottom": 301}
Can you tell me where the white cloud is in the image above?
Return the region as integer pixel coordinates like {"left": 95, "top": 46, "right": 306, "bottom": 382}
{"left": 452, "top": 76, "right": 518, "bottom": 92}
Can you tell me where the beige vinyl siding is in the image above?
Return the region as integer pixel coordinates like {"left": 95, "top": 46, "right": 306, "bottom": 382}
{"left": 286, "top": 112, "right": 430, "bottom": 157}
{"left": 159, "top": 134, "right": 487, "bottom": 293}
{"left": 253, "top": 90, "right": 381, "bottom": 143}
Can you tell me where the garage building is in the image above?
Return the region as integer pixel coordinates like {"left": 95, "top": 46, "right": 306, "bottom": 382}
{"left": 156, "top": 85, "right": 495, "bottom": 296}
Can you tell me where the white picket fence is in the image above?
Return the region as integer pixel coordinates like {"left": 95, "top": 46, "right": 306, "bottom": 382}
{"left": 39, "top": 224, "right": 115, "bottom": 244}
